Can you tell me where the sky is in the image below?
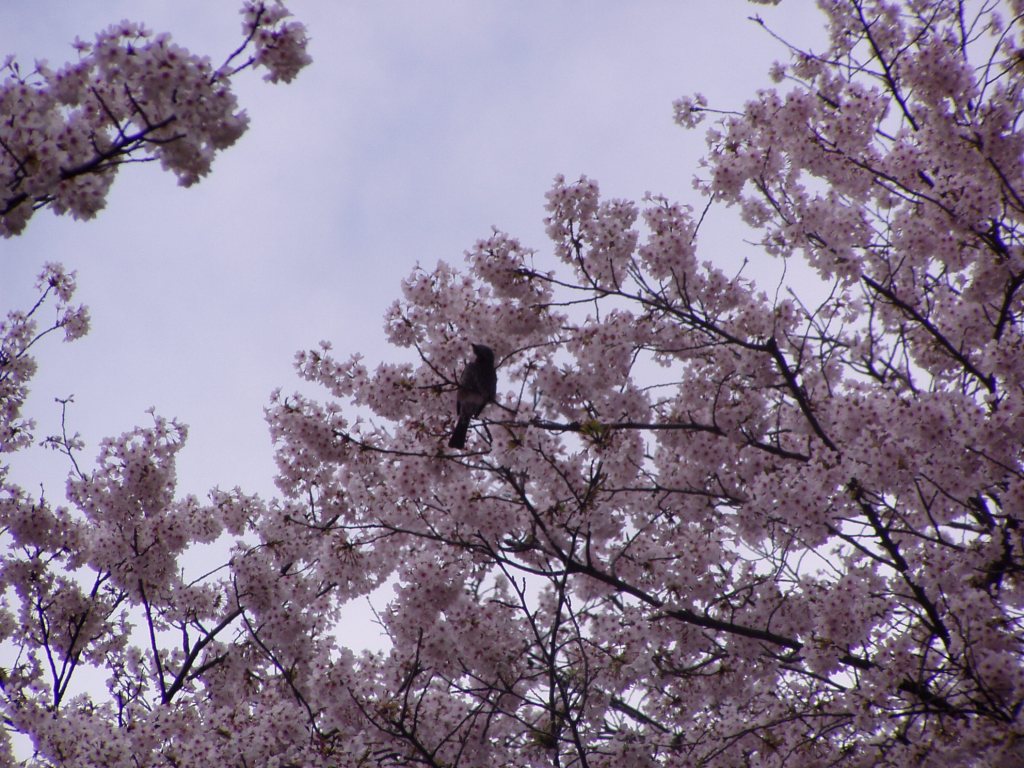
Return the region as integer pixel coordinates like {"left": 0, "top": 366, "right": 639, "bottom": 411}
{"left": 1, "top": 2, "right": 828, "bottom": 504}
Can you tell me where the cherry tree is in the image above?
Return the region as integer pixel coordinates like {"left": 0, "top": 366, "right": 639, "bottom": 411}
{"left": 3, "top": 1, "right": 1024, "bottom": 767}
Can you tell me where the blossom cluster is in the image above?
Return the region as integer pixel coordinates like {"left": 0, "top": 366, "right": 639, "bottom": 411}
{"left": 240, "top": 1, "right": 311, "bottom": 84}
{"left": 0, "top": 1, "right": 309, "bottom": 236}
{"left": 0, "top": 263, "right": 88, "bottom": 454}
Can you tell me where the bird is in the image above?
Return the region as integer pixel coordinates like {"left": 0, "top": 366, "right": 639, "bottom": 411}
{"left": 448, "top": 343, "right": 497, "bottom": 449}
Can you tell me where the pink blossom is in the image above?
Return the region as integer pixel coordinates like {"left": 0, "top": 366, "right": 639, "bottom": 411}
{"left": 3, "top": 1, "right": 1024, "bottom": 766}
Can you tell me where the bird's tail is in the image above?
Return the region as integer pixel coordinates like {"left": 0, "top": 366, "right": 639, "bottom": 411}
{"left": 448, "top": 416, "right": 470, "bottom": 449}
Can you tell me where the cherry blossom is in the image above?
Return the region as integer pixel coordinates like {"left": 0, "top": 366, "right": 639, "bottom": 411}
{"left": 3, "top": 1, "right": 1023, "bottom": 767}
{"left": 0, "top": 1, "right": 309, "bottom": 236}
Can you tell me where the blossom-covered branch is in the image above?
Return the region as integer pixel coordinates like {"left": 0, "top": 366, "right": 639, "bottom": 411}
{"left": 0, "top": 1, "right": 309, "bottom": 236}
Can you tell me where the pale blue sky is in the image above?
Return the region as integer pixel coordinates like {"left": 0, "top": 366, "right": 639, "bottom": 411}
{"left": 2, "top": 2, "right": 827, "bottom": 500}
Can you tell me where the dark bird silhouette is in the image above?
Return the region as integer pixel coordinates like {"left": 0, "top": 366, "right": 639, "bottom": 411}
{"left": 448, "top": 343, "right": 497, "bottom": 449}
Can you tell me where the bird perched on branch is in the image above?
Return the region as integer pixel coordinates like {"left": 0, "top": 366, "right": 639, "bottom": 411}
{"left": 448, "top": 343, "right": 497, "bottom": 449}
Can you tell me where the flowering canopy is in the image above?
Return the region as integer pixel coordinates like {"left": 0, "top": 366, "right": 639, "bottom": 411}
{"left": 2, "top": 1, "right": 1024, "bottom": 767}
